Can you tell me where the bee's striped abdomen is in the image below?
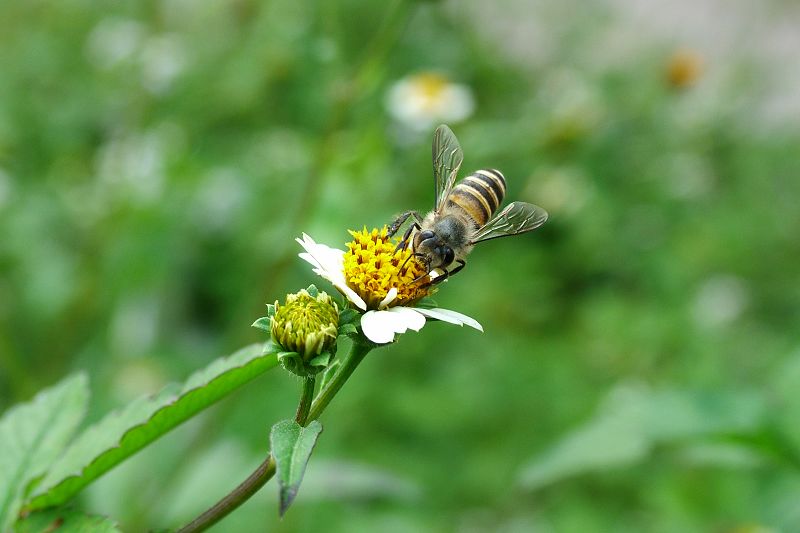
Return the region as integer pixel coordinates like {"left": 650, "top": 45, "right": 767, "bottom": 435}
{"left": 446, "top": 169, "right": 507, "bottom": 228}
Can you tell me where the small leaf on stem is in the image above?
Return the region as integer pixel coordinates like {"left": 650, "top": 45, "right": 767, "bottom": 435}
{"left": 269, "top": 419, "right": 323, "bottom": 517}
{"left": 251, "top": 317, "right": 272, "bottom": 331}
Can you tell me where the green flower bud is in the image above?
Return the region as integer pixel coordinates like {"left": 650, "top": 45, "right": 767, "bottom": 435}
{"left": 271, "top": 289, "right": 339, "bottom": 377}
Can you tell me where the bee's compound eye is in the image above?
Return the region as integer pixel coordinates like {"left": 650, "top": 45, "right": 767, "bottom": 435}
{"left": 418, "top": 230, "right": 435, "bottom": 242}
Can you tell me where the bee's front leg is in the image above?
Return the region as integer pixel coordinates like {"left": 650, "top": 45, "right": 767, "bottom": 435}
{"left": 388, "top": 210, "right": 422, "bottom": 250}
{"left": 388, "top": 210, "right": 422, "bottom": 236}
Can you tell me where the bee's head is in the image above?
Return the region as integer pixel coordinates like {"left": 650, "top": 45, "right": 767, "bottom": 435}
{"left": 414, "top": 229, "right": 455, "bottom": 270}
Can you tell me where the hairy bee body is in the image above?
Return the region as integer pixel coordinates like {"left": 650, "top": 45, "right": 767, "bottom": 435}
{"left": 389, "top": 125, "right": 547, "bottom": 284}
{"left": 413, "top": 169, "right": 507, "bottom": 270}
{"left": 445, "top": 169, "right": 507, "bottom": 229}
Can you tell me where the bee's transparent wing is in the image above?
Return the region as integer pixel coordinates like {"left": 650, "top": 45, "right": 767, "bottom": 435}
{"left": 432, "top": 124, "right": 464, "bottom": 214}
{"left": 471, "top": 201, "right": 549, "bottom": 243}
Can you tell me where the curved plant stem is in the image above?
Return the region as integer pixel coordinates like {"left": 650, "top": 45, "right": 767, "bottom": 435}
{"left": 176, "top": 455, "right": 276, "bottom": 533}
{"left": 177, "top": 376, "right": 315, "bottom": 533}
{"left": 307, "top": 341, "right": 372, "bottom": 422}
{"left": 177, "top": 345, "right": 369, "bottom": 532}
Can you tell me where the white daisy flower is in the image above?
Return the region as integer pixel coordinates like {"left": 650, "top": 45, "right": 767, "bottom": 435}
{"left": 386, "top": 72, "right": 475, "bottom": 132}
{"left": 296, "top": 230, "right": 482, "bottom": 344}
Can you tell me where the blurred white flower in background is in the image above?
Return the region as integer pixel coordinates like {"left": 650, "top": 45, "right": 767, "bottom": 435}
{"left": 140, "top": 34, "right": 187, "bottom": 95}
{"left": 193, "top": 167, "right": 247, "bottom": 233}
{"left": 692, "top": 275, "right": 749, "bottom": 328}
{"left": 85, "top": 19, "right": 187, "bottom": 96}
{"left": 665, "top": 48, "right": 705, "bottom": 89}
{"left": 85, "top": 18, "right": 146, "bottom": 70}
{"left": 95, "top": 130, "right": 166, "bottom": 206}
{"left": 385, "top": 72, "right": 475, "bottom": 131}
{"left": 109, "top": 293, "right": 161, "bottom": 359}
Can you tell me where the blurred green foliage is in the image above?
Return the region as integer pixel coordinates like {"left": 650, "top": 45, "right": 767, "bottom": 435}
{"left": 1, "top": 0, "right": 800, "bottom": 531}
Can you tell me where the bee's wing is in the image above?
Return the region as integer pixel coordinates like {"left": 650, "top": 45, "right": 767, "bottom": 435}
{"left": 432, "top": 124, "right": 464, "bottom": 214}
{"left": 470, "top": 201, "right": 549, "bottom": 243}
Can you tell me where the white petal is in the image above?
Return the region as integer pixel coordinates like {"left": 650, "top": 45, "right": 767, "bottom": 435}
{"left": 312, "top": 245, "right": 345, "bottom": 276}
{"left": 299, "top": 252, "right": 323, "bottom": 270}
{"left": 295, "top": 233, "right": 317, "bottom": 253}
{"left": 387, "top": 306, "right": 426, "bottom": 332}
{"left": 361, "top": 310, "right": 400, "bottom": 344}
{"left": 296, "top": 234, "right": 344, "bottom": 276}
{"left": 415, "top": 307, "right": 483, "bottom": 332}
{"left": 360, "top": 307, "right": 427, "bottom": 344}
{"left": 334, "top": 280, "right": 367, "bottom": 311}
{"left": 296, "top": 233, "right": 366, "bottom": 310}
{"left": 378, "top": 287, "right": 398, "bottom": 310}
{"left": 440, "top": 85, "right": 475, "bottom": 122}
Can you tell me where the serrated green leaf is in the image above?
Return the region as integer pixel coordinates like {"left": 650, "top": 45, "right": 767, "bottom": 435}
{"left": 16, "top": 507, "right": 121, "bottom": 533}
{"left": 0, "top": 374, "right": 88, "bottom": 532}
{"left": 25, "top": 343, "right": 279, "bottom": 512}
{"left": 270, "top": 419, "right": 323, "bottom": 517}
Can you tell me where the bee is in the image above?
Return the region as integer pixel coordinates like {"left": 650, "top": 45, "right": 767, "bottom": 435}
{"left": 388, "top": 124, "right": 548, "bottom": 284}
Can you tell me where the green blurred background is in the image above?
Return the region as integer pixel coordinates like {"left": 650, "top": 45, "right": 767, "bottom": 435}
{"left": 2, "top": 0, "right": 800, "bottom": 531}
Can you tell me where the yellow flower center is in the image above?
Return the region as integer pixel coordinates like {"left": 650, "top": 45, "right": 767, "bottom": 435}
{"left": 343, "top": 227, "right": 433, "bottom": 309}
{"left": 411, "top": 72, "right": 449, "bottom": 110}
{"left": 666, "top": 49, "right": 704, "bottom": 89}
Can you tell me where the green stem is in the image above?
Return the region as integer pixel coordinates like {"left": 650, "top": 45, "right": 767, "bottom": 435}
{"left": 176, "top": 455, "right": 276, "bottom": 533}
{"left": 307, "top": 341, "right": 372, "bottom": 422}
{"left": 295, "top": 376, "right": 316, "bottom": 426}
{"left": 176, "top": 341, "right": 371, "bottom": 531}
{"left": 176, "top": 374, "right": 317, "bottom": 532}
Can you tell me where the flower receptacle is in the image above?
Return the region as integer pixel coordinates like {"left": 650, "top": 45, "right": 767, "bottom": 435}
{"left": 258, "top": 286, "right": 339, "bottom": 377}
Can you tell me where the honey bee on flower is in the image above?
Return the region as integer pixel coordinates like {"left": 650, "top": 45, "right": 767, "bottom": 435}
{"left": 296, "top": 230, "right": 482, "bottom": 344}
{"left": 296, "top": 124, "right": 548, "bottom": 344}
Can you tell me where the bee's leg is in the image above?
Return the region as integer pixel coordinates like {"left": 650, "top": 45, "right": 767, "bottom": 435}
{"left": 388, "top": 210, "right": 422, "bottom": 238}
{"left": 429, "top": 259, "right": 465, "bottom": 285}
{"left": 397, "top": 221, "right": 420, "bottom": 251}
